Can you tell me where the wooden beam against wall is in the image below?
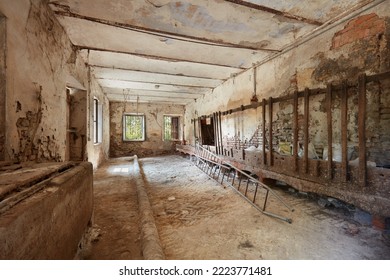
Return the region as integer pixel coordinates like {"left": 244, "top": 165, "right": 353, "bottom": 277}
{"left": 193, "top": 118, "right": 196, "bottom": 142}
{"left": 218, "top": 112, "right": 223, "bottom": 154}
{"left": 358, "top": 74, "right": 367, "bottom": 187}
{"left": 293, "top": 91, "right": 299, "bottom": 172}
{"left": 213, "top": 113, "right": 218, "bottom": 154}
{"left": 304, "top": 88, "right": 310, "bottom": 174}
{"left": 198, "top": 117, "right": 202, "bottom": 145}
{"left": 326, "top": 84, "right": 333, "bottom": 179}
{"left": 341, "top": 81, "right": 348, "bottom": 182}
{"left": 269, "top": 97, "right": 273, "bottom": 166}
{"left": 262, "top": 99, "right": 266, "bottom": 165}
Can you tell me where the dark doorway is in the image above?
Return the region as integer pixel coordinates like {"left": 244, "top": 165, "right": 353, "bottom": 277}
{"left": 200, "top": 117, "right": 215, "bottom": 145}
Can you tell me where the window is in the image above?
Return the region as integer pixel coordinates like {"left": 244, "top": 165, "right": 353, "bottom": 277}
{"left": 163, "top": 115, "right": 181, "bottom": 141}
{"left": 123, "top": 114, "right": 145, "bottom": 141}
{"left": 93, "top": 98, "right": 103, "bottom": 144}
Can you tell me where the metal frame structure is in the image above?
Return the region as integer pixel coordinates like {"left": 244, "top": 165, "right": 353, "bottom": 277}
{"left": 193, "top": 142, "right": 294, "bottom": 223}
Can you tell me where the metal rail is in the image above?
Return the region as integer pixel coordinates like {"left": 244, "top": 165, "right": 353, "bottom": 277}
{"left": 193, "top": 143, "right": 294, "bottom": 223}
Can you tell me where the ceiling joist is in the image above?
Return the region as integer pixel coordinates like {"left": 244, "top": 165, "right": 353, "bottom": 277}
{"left": 222, "top": 0, "right": 323, "bottom": 26}
{"left": 77, "top": 46, "right": 247, "bottom": 69}
{"left": 91, "top": 65, "right": 225, "bottom": 82}
{"left": 51, "top": 4, "right": 280, "bottom": 52}
{"left": 98, "top": 79, "right": 214, "bottom": 90}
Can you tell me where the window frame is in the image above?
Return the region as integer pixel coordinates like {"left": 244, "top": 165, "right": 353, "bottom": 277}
{"left": 123, "top": 113, "right": 146, "bottom": 142}
{"left": 93, "top": 97, "right": 103, "bottom": 144}
{"left": 163, "top": 114, "right": 182, "bottom": 141}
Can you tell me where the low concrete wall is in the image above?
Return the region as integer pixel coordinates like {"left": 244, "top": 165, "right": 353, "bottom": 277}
{"left": 0, "top": 162, "right": 93, "bottom": 259}
{"left": 133, "top": 156, "right": 165, "bottom": 260}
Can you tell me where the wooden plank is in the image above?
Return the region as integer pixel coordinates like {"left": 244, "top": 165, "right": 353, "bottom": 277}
{"left": 192, "top": 118, "right": 196, "bottom": 142}
{"left": 326, "top": 84, "right": 333, "bottom": 180}
{"left": 366, "top": 70, "right": 390, "bottom": 83}
{"left": 213, "top": 113, "right": 218, "bottom": 154}
{"left": 304, "top": 88, "right": 310, "bottom": 174}
{"left": 269, "top": 97, "right": 273, "bottom": 166}
{"left": 198, "top": 117, "right": 202, "bottom": 145}
{"left": 262, "top": 99, "right": 266, "bottom": 165}
{"left": 218, "top": 111, "right": 223, "bottom": 154}
{"left": 358, "top": 74, "right": 367, "bottom": 187}
{"left": 293, "top": 91, "right": 298, "bottom": 172}
{"left": 341, "top": 81, "right": 348, "bottom": 182}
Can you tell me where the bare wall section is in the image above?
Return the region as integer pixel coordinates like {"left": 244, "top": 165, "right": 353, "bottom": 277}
{"left": 0, "top": 15, "right": 5, "bottom": 161}
{"left": 110, "top": 102, "right": 185, "bottom": 158}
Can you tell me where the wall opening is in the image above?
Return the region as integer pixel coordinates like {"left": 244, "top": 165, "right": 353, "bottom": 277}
{"left": 67, "top": 87, "right": 87, "bottom": 161}
{"left": 200, "top": 117, "right": 215, "bottom": 146}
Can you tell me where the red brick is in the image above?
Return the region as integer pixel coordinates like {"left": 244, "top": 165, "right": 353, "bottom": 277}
{"left": 363, "top": 28, "right": 371, "bottom": 38}
{"left": 353, "top": 13, "right": 378, "bottom": 26}
{"left": 369, "top": 24, "right": 385, "bottom": 36}
{"left": 372, "top": 215, "right": 386, "bottom": 230}
{"left": 332, "top": 36, "right": 341, "bottom": 49}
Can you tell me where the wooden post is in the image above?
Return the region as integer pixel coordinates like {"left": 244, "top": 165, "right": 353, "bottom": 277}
{"left": 341, "top": 81, "right": 348, "bottom": 182}
{"left": 358, "top": 74, "right": 367, "bottom": 187}
{"left": 193, "top": 118, "right": 196, "bottom": 144}
{"left": 269, "top": 97, "right": 273, "bottom": 166}
{"left": 293, "top": 91, "right": 298, "bottom": 172}
{"left": 213, "top": 113, "right": 218, "bottom": 154}
{"left": 304, "top": 88, "right": 310, "bottom": 174}
{"left": 326, "top": 84, "right": 333, "bottom": 179}
{"left": 262, "top": 99, "right": 266, "bottom": 166}
{"left": 218, "top": 111, "right": 223, "bottom": 154}
{"left": 198, "top": 117, "right": 202, "bottom": 145}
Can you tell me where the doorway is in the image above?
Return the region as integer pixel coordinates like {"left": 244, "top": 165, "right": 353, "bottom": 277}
{"left": 200, "top": 117, "right": 215, "bottom": 146}
{"left": 66, "top": 87, "right": 87, "bottom": 161}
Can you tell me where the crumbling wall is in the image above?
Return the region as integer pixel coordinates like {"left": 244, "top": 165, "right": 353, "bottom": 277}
{"left": 186, "top": 3, "right": 390, "bottom": 167}
{"left": 0, "top": 0, "right": 73, "bottom": 162}
{"left": 0, "top": 1, "right": 108, "bottom": 167}
{"left": 0, "top": 15, "right": 5, "bottom": 161}
{"left": 110, "top": 102, "right": 185, "bottom": 158}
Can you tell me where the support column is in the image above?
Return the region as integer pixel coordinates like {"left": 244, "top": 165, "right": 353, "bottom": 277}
{"left": 358, "top": 74, "right": 367, "bottom": 187}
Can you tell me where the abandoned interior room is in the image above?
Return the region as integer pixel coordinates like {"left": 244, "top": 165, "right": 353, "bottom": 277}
{"left": 0, "top": 0, "right": 390, "bottom": 260}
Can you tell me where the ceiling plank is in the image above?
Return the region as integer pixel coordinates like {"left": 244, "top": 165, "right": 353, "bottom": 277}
{"left": 222, "top": 0, "right": 323, "bottom": 26}
{"left": 104, "top": 88, "right": 204, "bottom": 99}
{"left": 106, "top": 94, "right": 193, "bottom": 105}
{"left": 91, "top": 65, "right": 224, "bottom": 83}
{"left": 86, "top": 50, "right": 242, "bottom": 80}
{"left": 50, "top": 3, "right": 280, "bottom": 52}
{"left": 99, "top": 79, "right": 211, "bottom": 94}
{"left": 96, "top": 77, "right": 215, "bottom": 90}
{"left": 76, "top": 46, "right": 247, "bottom": 70}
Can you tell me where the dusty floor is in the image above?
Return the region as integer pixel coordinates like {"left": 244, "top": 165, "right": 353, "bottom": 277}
{"left": 83, "top": 157, "right": 142, "bottom": 260}
{"left": 85, "top": 154, "right": 390, "bottom": 260}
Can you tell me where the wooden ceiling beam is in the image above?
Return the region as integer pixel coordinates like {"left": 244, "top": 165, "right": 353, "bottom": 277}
{"left": 51, "top": 4, "right": 280, "bottom": 52}
{"left": 222, "top": 0, "right": 323, "bottom": 26}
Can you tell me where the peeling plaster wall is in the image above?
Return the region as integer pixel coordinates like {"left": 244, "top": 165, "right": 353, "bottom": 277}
{"left": 87, "top": 78, "right": 109, "bottom": 169}
{"left": 110, "top": 102, "right": 184, "bottom": 158}
{"left": 186, "top": 2, "right": 390, "bottom": 166}
{"left": 0, "top": 14, "right": 5, "bottom": 161}
{"left": 0, "top": 0, "right": 108, "bottom": 167}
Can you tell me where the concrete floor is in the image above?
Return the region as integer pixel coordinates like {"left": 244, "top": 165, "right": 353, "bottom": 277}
{"left": 82, "top": 154, "right": 390, "bottom": 260}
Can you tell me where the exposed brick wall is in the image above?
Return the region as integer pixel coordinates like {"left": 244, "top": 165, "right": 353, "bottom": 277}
{"left": 332, "top": 13, "right": 385, "bottom": 49}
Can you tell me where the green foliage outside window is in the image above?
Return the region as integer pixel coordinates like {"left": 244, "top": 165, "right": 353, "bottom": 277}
{"left": 163, "top": 116, "right": 179, "bottom": 141}
{"left": 123, "top": 114, "right": 145, "bottom": 141}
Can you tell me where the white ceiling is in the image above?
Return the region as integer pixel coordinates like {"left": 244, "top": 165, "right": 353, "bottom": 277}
{"left": 49, "top": 0, "right": 374, "bottom": 104}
